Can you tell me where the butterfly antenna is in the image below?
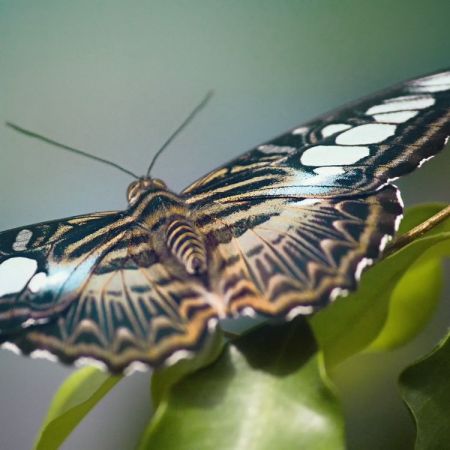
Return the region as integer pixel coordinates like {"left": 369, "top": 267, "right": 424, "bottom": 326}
{"left": 5, "top": 122, "right": 140, "bottom": 179}
{"left": 146, "top": 90, "right": 214, "bottom": 177}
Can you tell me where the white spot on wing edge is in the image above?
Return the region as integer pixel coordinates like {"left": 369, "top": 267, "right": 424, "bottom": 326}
{"left": 1, "top": 341, "right": 22, "bottom": 355}
{"left": 74, "top": 357, "right": 109, "bottom": 371}
{"left": 286, "top": 305, "right": 314, "bottom": 320}
{"left": 30, "top": 349, "right": 58, "bottom": 363}
{"left": 329, "top": 287, "right": 349, "bottom": 302}
{"left": 257, "top": 145, "right": 295, "bottom": 154}
{"left": 417, "top": 154, "right": 436, "bottom": 168}
{"left": 379, "top": 234, "right": 393, "bottom": 252}
{"left": 292, "top": 126, "right": 309, "bottom": 135}
{"left": 164, "top": 349, "right": 195, "bottom": 367}
{"left": 366, "top": 95, "right": 435, "bottom": 115}
{"left": 394, "top": 187, "right": 405, "bottom": 233}
{"left": 123, "top": 361, "right": 150, "bottom": 376}
{"left": 12, "top": 229, "right": 33, "bottom": 252}
{"left": 161, "top": 317, "right": 220, "bottom": 369}
{"left": 415, "top": 72, "right": 450, "bottom": 86}
{"left": 354, "top": 258, "right": 374, "bottom": 282}
{"left": 411, "top": 72, "right": 450, "bottom": 92}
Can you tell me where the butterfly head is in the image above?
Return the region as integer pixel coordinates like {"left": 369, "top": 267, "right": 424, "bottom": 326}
{"left": 127, "top": 177, "right": 168, "bottom": 205}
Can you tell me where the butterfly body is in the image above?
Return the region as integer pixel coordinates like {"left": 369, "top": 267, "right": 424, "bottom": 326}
{"left": 1, "top": 69, "right": 449, "bottom": 372}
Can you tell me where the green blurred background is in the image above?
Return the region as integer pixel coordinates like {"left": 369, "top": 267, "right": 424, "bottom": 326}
{"left": 0, "top": 1, "right": 449, "bottom": 449}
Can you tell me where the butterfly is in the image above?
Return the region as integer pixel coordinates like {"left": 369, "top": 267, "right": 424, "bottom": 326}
{"left": 0, "top": 70, "right": 449, "bottom": 373}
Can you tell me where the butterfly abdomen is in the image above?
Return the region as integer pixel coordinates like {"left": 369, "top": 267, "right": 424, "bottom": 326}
{"left": 165, "top": 218, "right": 207, "bottom": 275}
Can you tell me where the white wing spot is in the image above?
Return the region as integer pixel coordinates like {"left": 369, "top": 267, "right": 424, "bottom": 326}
{"left": 366, "top": 95, "right": 435, "bottom": 115}
{"left": 329, "top": 287, "right": 349, "bottom": 302}
{"left": 355, "top": 258, "right": 373, "bottom": 281}
{"left": 336, "top": 123, "right": 396, "bottom": 145}
{"left": 28, "top": 272, "right": 48, "bottom": 293}
{"left": 12, "top": 229, "right": 33, "bottom": 252}
{"left": 373, "top": 111, "right": 418, "bottom": 123}
{"left": 417, "top": 72, "right": 450, "bottom": 86}
{"left": 321, "top": 123, "right": 351, "bottom": 138}
{"left": 30, "top": 349, "right": 58, "bottom": 362}
{"left": 1, "top": 342, "right": 22, "bottom": 355}
{"left": 292, "top": 126, "right": 309, "bottom": 135}
{"left": 301, "top": 145, "right": 370, "bottom": 166}
{"left": 286, "top": 305, "right": 314, "bottom": 320}
{"left": 257, "top": 145, "right": 296, "bottom": 154}
{"left": 0, "top": 257, "right": 37, "bottom": 296}
{"left": 313, "top": 166, "right": 345, "bottom": 176}
{"left": 411, "top": 72, "right": 450, "bottom": 92}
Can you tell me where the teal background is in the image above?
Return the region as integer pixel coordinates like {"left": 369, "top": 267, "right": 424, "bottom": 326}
{"left": 0, "top": 1, "right": 449, "bottom": 449}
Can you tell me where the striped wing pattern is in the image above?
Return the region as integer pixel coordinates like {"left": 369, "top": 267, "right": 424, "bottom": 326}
{"left": 196, "top": 186, "right": 402, "bottom": 318}
{"left": 0, "top": 210, "right": 218, "bottom": 372}
{"left": 0, "top": 69, "right": 449, "bottom": 372}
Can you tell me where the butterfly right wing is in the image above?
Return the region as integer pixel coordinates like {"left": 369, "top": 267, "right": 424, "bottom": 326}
{"left": 184, "top": 69, "right": 450, "bottom": 203}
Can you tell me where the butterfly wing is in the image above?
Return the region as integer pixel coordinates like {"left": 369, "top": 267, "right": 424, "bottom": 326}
{"left": 185, "top": 69, "right": 450, "bottom": 317}
{"left": 0, "top": 211, "right": 124, "bottom": 332}
{"left": 0, "top": 213, "right": 219, "bottom": 372}
{"left": 184, "top": 70, "right": 450, "bottom": 203}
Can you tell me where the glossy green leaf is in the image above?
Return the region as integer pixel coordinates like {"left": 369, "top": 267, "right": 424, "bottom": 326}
{"left": 400, "top": 332, "right": 450, "bottom": 449}
{"left": 368, "top": 256, "right": 443, "bottom": 351}
{"left": 34, "top": 367, "right": 121, "bottom": 450}
{"left": 309, "top": 204, "right": 450, "bottom": 369}
{"left": 140, "top": 320, "right": 344, "bottom": 450}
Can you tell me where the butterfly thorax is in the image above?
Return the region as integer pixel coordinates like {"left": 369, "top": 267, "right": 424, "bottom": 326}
{"left": 127, "top": 177, "right": 207, "bottom": 276}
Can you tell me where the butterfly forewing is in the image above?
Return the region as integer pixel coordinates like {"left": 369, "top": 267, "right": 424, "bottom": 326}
{"left": 0, "top": 211, "right": 122, "bottom": 332}
{"left": 184, "top": 70, "right": 450, "bottom": 202}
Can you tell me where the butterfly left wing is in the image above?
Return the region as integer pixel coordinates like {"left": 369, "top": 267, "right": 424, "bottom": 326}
{"left": 0, "top": 214, "right": 220, "bottom": 372}
{"left": 0, "top": 211, "right": 125, "bottom": 333}
{"left": 184, "top": 69, "right": 450, "bottom": 318}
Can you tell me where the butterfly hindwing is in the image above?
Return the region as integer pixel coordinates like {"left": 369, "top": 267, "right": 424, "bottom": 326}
{"left": 197, "top": 185, "right": 402, "bottom": 317}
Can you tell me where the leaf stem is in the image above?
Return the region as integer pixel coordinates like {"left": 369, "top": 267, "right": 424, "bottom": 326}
{"left": 384, "top": 205, "right": 450, "bottom": 258}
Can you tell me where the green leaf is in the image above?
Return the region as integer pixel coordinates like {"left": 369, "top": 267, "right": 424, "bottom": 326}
{"left": 400, "top": 332, "right": 450, "bottom": 450}
{"left": 139, "top": 320, "right": 345, "bottom": 450}
{"left": 309, "top": 204, "right": 450, "bottom": 369}
{"left": 34, "top": 367, "right": 121, "bottom": 450}
{"left": 368, "top": 256, "right": 443, "bottom": 351}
